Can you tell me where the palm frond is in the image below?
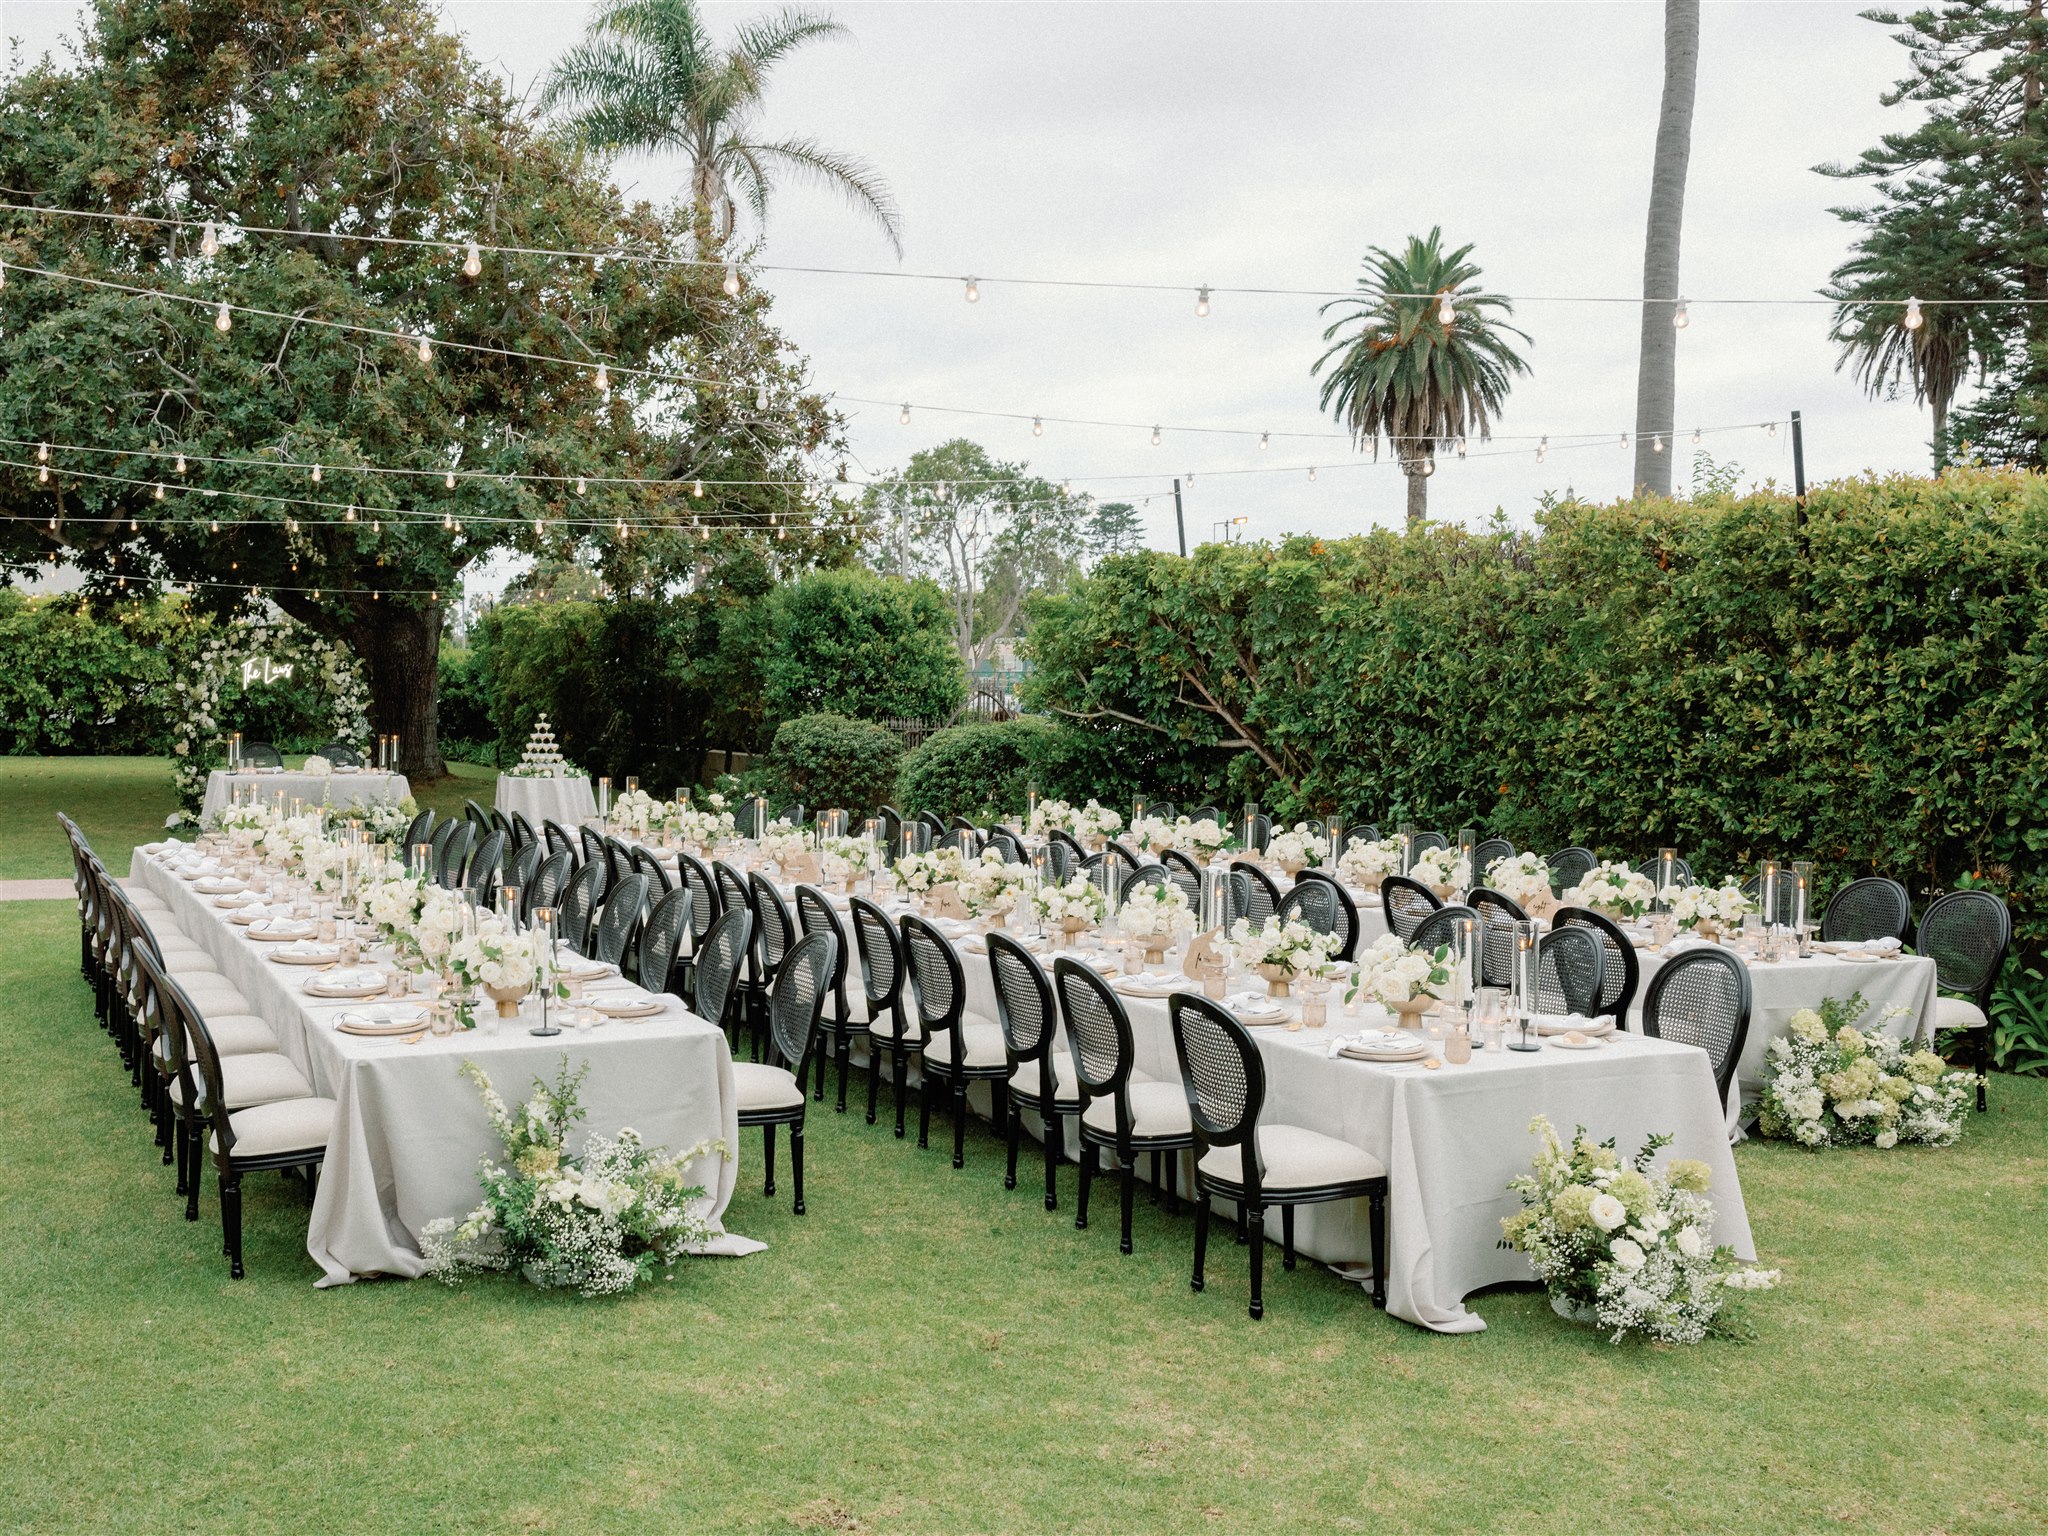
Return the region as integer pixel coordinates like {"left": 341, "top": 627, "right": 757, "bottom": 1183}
{"left": 742, "top": 135, "right": 904, "bottom": 256}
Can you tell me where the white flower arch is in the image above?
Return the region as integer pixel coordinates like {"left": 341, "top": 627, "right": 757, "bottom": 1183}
{"left": 169, "top": 613, "right": 372, "bottom": 818}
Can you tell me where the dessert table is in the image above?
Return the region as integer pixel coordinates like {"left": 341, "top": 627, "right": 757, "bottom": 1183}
{"left": 201, "top": 768, "right": 410, "bottom": 821}
{"left": 131, "top": 843, "right": 749, "bottom": 1286}
{"left": 495, "top": 773, "right": 598, "bottom": 829}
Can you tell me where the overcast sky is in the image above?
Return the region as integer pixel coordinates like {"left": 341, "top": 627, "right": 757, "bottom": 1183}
{"left": 8, "top": 0, "right": 1928, "bottom": 571}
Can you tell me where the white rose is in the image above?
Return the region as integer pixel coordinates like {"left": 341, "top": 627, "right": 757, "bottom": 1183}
{"left": 1675, "top": 1226, "right": 1704, "bottom": 1258}
{"left": 1608, "top": 1237, "right": 1646, "bottom": 1273}
{"left": 1588, "top": 1193, "right": 1627, "bottom": 1232}
{"left": 1874, "top": 1129, "right": 1899, "bottom": 1149}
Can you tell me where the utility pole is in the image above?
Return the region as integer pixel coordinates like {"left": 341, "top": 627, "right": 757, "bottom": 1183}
{"left": 1172, "top": 478, "right": 1187, "bottom": 557}
{"left": 1791, "top": 410, "right": 1807, "bottom": 527}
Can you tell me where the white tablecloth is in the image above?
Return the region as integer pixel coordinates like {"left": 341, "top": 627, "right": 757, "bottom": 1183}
{"left": 202, "top": 770, "right": 410, "bottom": 820}
{"left": 496, "top": 774, "right": 597, "bottom": 829}
{"left": 132, "top": 847, "right": 747, "bottom": 1285}
{"left": 1629, "top": 945, "right": 1938, "bottom": 1136}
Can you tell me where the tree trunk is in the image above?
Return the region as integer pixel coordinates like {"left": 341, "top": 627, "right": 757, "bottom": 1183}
{"left": 343, "top": 601, "right": 446, "bottom": 781}
{"left": 1631, "top": 0, "right": 1700, "bottom": 498}
{"left": 1404, "top": 464, "right": 1429, "bottom": 528}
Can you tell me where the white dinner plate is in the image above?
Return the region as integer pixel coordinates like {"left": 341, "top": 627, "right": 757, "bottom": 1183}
{"left": 1549, "top": 1035, "right": 1605, "bottom": 1050}
{"left": 587, "top": 991, "right": 663, "bottom": 1018}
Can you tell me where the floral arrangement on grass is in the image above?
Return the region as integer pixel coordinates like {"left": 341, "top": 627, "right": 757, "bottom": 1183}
{"left": 1175, "top": 815, "right": 1230, "bottom": 857}
{"left": 1117, "top": 880, "right": 1197, "bottom": 944}
{"left": 1074, "top": 799, "right": 1124, "bottom": 842}
{"left": 421, "top": 1058, "right": 722, "bottom": 1297}
{"left": 757, "top": 818, "right": 810, "bottom": 866}
{"left": 956, "top": 848, "right": 1033, "bottom": 918}
{"left": 1484, "top": 851, "right": 1554, "bottom": 907}
{"left": 1561, "top": 859, "right": 1658, "bottom": 920}
{"left": 611, "top": 788, "right": 664, "bottom": 835}
{"left": 1227, "top": 914, "right": 1339, "bottom": 977}
{"left": 1128, "top": 815, "right": 1177, "bottom": 853}
{"left": 1756, "top": 995, "right": 1970, "bottom": 1149}
{"left": 1027, "top": 798, "right": 1073, "bottom": 837}
{"left": 893, "top": 846, "right": 966, "bottom": 895}
{"left": 1499, "top": 1116, "right": 1778, "bottom": 1344}
{"left": 1266, "top": 823, "right": 1329, "bottom": 870}
{"left": 1033, "top": 873, "right": 1109, "bottom": 927}
{"left": 1345, "top": 931, "right": 1455, "bottom": 1006}
{"left": 674, "top": 793, "right": 735, "bottom": 846}
{"left": 819, "top": 835, "right": 878, "bottom": 883}
{"left": 1337, "top": 835, "right": 1403, "bottom": 887}
{"left": 1665, "top": 879, "right": 1755, "bottom": 932}
{"left": 1410, "top": 844, "right": 1472, "bottom": 893}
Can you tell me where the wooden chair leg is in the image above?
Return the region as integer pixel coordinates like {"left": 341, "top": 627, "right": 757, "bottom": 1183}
{"left": 895, "top": 1049, "right": 911, "bottom": 1139}
{"left": 1247, "top": 1202, "right": 1266, "bottom": 1319}
{"left": 867, "top": 1040, "right": 882, "bottom": 1126}
{"left": 1192, "top": 1190, "right": 1210, "bottom": 1293}
{"left": 185, "top": 1125, "right": 203, "bottom": 1222}
{"left": 791, "top": 1122, "right": 805, "bottom": 1215}
{"left": 1076, "top": 1142, "right": 1096, "bottom": 1230}
{"left": 1368, "top": 1188, "right": 1388, "bottom": 1309}
{"left": 1282, "top": 1205, "right": 1296, "bottom": 1270}
{"left": 1004, "top": 1105, "right": 1020, "bottom": 1190}
{"left": 1043, "top": 1112, "right": 1060, "bottom": 1212}
{"left": 221, "top": 1173, "right": 244, "bottom": 1280}
{"left": 762, "top": 1124, "right": 777, "bottom": 1196}
{"left": 917, "top": 1070, "right": 932, "bottom": 1150}
{"left": 951, "top": 1081, "right": 967, "bottom": 1169}
{"left": 1119, "top": 1160, "right": 1136, "bottom": 1255}
{"left": 836, "top": 1033, "right": 852, "bottom": 1114}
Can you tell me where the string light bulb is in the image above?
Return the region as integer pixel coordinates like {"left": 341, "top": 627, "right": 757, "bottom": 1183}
{"left": 1259, "top": 431, "right": 1269, "bottom": 450}
{"left": 1195, "top": 286, "right": 1211, "bottom": 317}
{"left": 200, "top": 221, "right": 219, "bottom": 257}
{"left": 129, "top": 517, "right": 137, "bottom": 531}
{"left": 756, "top": 383, "right": 769, "bottom": 410}
{"left": 1905, "top": 296, "right": 1924, "bottom": 331}
{"left": 310, "top": 463, "right": 322, "bottom": 483}
{"left": 1652, "top": 434, "right": 1665, "bottom": 454}
{"left": 445, "top": 471, "right": 456, "bottom": 489}
{"left": 1308, "top": 465, "right": 1318, "bottom": 481}
{"left": 344, "top": 505, "right": 356, "bottom": 521}
{"left": 1456, "top": 436, "right": 1468, "bottom": 458}
{"left": 38, "top": 465, "right": 48, "bottom": 484}
{"left": 722, "top": 263, "right": 742, "bottom": 297}
{"left": 372, "top": 518, "right": 381, "bottom": 534}
{"left": 153, "top": 481, "right": 165, "bottom": 501}
{"left": 900, "top": 402, "right": 911, "bottom": 425}
{"left": 36, "top": 441, "right": 48, "bottom": 462}
{"left": 462, "top": 241, "right": 482, "bottom": 278}
{"left": 1672, "top": 297, "right": 1690, "bottom": 330}
{"left": 1150, "top": 425, "right": 1162, "bottom": 447}
{"left": 215, "top": 300, "right": 232, "bottom": 333}
{"left": 1437, "top": 291, "right": 1456, "bottom": 325}
{"left": 1032, "top": 416, "right": 1044, "bottom": 436}
{"left": 964, "top": 276, "right": 980, "bottom": 303}
{"left": 416, "top": 334, "right": 432, "bottom": 363}
{"left": 1767, "top": 421, "right": 1779, "bottom": 438}
{"left": 1620, "top": 432, "right": 1630, "bottom": 449}
{"left": 175, "top": 454, "right": 187, "bottom": 475}
{"left": 1536, "top": 436, "right": 1548, "bottom": 464}
{"left": 209, "top": 518, "right": 219, "bottom": 532}
{"left": 692, "top": 479, "right": 704, "bottom": 497}
{"left": 575, "top": 477, "right": 586, "bottom": 495}
{"left": 1692, "top": 427, "right": 1702, "bottom": 446}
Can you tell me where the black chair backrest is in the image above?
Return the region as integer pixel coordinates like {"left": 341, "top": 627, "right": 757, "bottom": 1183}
{"left": 639, "top": 885, "right": 694, "bottom": 995}
{"left": 1738, "top": 873, "right": 1797, "bottom": 925}
{"left": 240, "top": 739, "right": 282, "bottom": 768}
{"left": 464, "top": 798, "right": 491, "bottom": 831}
{"left": 1276, "top": 877, "right": 1339, "bottom": 938}
{"left": 1044, "top": 841, "right": 1076, "bottom": 882}
{"left": 1916, "top": 889, "right": 2012, "bottom": 1003}
{"left": 605, "top": 836, "right": 637, "bottom": 890}
{"left": 437, "top": 820, "right": 475, "bottom": 889}
{"left": 900, "top": 913, "right": 964, "bottom": 1047}
{"left": 1149, "top": 801, "right": 1178, "bottom": 823}
{"left": 1410, "top": 902, "right": 1478, "bottom": 957}
{"left": 1224, "top": 870, "right": 1254, "bottom": 928}
{"left": 748, "top": 871, "right": 797, "bottom": 981}
{"left": 1536, "top": 924, "right": 1606, "bottom": 1016}
{"left": 794, "top": 885, "right": 853, "bottom": 1027}
{"left": 987, "top": 830, "right": 1026, "bottom": 864}
{"left": 1548, "top": 846, "right": 1597, "bottom": 893}
{"left": 1159, "top": 848, "right": 1203, "bottom": 906}
{"left": 775, "top": 802, "right": 806, "bottom": 830}
{"left": 1055, "top": 956, "right": 1140, "bottom": 1110}
{"left": 505, "top": 840, "right": 542, "bottom": 903}
{"left": 693, "top": 908, "right": 753, "bottom": 1031}
{"left": 1168, "top": 992, "right": 1265, "bottom": 1185}
{"left": 631, "top": 845, "right": 674, "bottom": 895}
{"left": 402, "top": 807, "right": 436, "bottom": 852}
{"left": 768, "top": 930, "right": 835, "bottom": 1076}
{"left": 578, "top": 825, "right": 607, "bottom": 878}
{"left": 1104, "top": 839, "right": 1140, "bottom": 873}
{"left": 850, "top": 895, "right": 906, "bottom": 1017}
{"left": 1552, "top": 905, "right": 1641, "bottom": 1021}
{"left": 430, "top": 817, "right": 459, "bottom": 875}
{"left": 916, "top": 810, "right": 948, "bottom": 845}
{"left": 1292, "top": 870, "right": 1359, "bottom": 961}
{"left": 1468, "top": 885, "right": 1530, "bottom": 989}
{"left": 591, "top": 873, "right": 649, "bottom": 966}
{"left": 1230, "top": 859, "right": 1282, "bottom": 926}
{"left": 512, "top": 811, "right": 540, "bottom": 850}
{"left": 543, "top": 819, "right": 575, "bottom": 860}
{"left": 1411, "top": 830, "right": 1448, "bottom": 856}
{"left": 464, "top": 830, "right": 506, "bottom": 904}
{"left": 989, "top": 933, "right": 1060, "bottom": 1081}
{"left": 1822, "top": 876, "right": 1911, "bottom": 945}
{"left": 527, "top": 847, "right": 575, "bottom": 915}
{"left": 1380, "top": 874, "right": 1443, "bottom": 941}
{"left": 878, "top": 805, "right": 904, "bottom": 860}
{"left": 1121, "top": 863, "right": 1171, "bottom": 901}
{"left": 1642, "top": 947, "right": 1753, "bottom": 1107}
{"left": 1049, "top": 827, "right": 1086, "bottom": 865}
{"left": 1472, "top": 837, "right": 1514, "bottom": 877}
{"left": 1245, "top": 813, "right": 1273, "bottom": 853}
{"left": 554, "top": 859, "right": 607, "bottom": 955}
{"left": 1189, "top": 805, "right": 1221, "bottom": 826}
{"left": 318, "top": 739, "right": 363, "bottom": 767}
{"left": 677, "top": 851, "right": 720, "bottom": 942}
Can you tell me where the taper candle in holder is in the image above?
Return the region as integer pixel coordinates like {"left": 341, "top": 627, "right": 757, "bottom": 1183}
{"left": 1241, "top": 802, "right": 1259, "bottom": 855}
{"left": 392, "top": 733, "right": 400, "bottom": 770}
{"left": 1759, "top": 858, "right": 1780, "bottom": 930}
{"left": 1791, "top": 860, "right": 1812, "bottom": 949}
{"left": 750, "top": 794, "right": 768, "bottom": 840}
{"left": 1030, "top": 850, "right": 1051, "bottom": 936}
{"left": 1453, "top": 913, "right": 1478, "bottom": 1041}
{"left": 1025, "top": 779, "right": 1040, "bottom": 831}
{"left": 502, "top": 884, "right": 521, "bottom": 924}
{"left": 412, "top": 841, "right": 432, "bottom": 880}
{"left": 597, "top": 776, "right": 611, "bottom": 824}
{"left": 1458, "top": 827, "right": 1477, "bottom": 881}
{"left": 1132, "top": 796, "right": 1146, "bottom": 827}
{"left": 907, "top": 821, "right": 931, "bottom": 857}
{"left": 530, "top": 906, "right": 560, "bottom": 1036}
{"left": 954, "top": 827, "right": 975, "bottom": 860}
{"left": 1327, "top": 814, "right": 1345, "bottom": 860}
{"left": 1201, "top": 862, "right": 1231, "bottom": 932}
{"left": 1656, "top": 847, "right": 1678, "bottom": 911}
{"left": 1507, "top": 919, "right": 1542, "bottom": 1051}
{"left": 1399, "top": 822, "right": 1416, "bottom": 875}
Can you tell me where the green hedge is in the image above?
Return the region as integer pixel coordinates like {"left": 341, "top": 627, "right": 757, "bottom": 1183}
{"left": 897, "top": 718, "right": 1055, "bottom": 821}
{"left": 763, "top": 712, "right": 903, "bottom": 812}
{"left": 1025, "top": 472, "right": 2048, "bottom": 944}
{"left": 763, "top": 568, "right": 964, "bottom": 722}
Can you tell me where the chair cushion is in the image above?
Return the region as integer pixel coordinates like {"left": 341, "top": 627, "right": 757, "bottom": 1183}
{"left": 154, "top": 1013, "right": 277, "bottom": 1059}
{"left": 162, "top": 953, "right": 224, "bottom": 977}
{"left": 1083, "top": 1079, "right": 1193, "bottom": 1141}
{"left": 732, "top": 1061, "right": 805, "bottom": 1112}
{"left": 821, "top": 994, "right": 871, "bottom": 1029}
{"left": 174, "top": 979, "right": 254, "bottom": 1017}
{"left": 1198, "top": 1124, "right": 1385, "bottom": 1191}
{"left": 212, "top": 1096, "right": 338, "bottom": 1159}
{"left": 172, "top": 1052, "right": 313, "bottom": 1112}
{"left": 922, "top": 1021, "right": 1007, "bottom": 1072}
{"left": 1935, "top": 995, "right": 1988, "bottom": 1030}
{"left": 868, "top": 1009, "right": 914, "bottom": 1040}
{"left": 1008, "top": 1049, "right": 1081, "bottom": 1105}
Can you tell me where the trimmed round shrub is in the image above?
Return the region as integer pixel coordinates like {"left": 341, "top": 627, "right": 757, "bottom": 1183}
{"left": 896, "top": 717, "right": 1054, "bottom": 821}
{"left": 764, "top": 712, "right": 904, "bottom": 813}
{"left": 764, "top": 568, "right": 965, "bottom": 722}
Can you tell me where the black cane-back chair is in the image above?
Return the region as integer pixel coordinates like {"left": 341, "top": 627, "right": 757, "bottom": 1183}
{"left": 1274, "top": 875, "right": 1345, "bottom": 958}
{"left": 1230, "top": 859, "right": 1282, "bottom": 927}
{"left": 1547, "top": 846, "right": 1597, "bottom": 894}
{"left": 1467, "top": 886, "right": 1529, "bottom": 989}
{"left": 638, "top": 886, "right": 694, "bottom": 997}
{"left": 401, "top": 807, "right": 436, "bottom": 854}
{"left": 851, "top": 896, "right": 913, "bottom": 1132}
{"left": 1917, "top": 889, "right": 2012, "bottom": 1112}
{"left": 1380, "top": 875, "right": 1442, "bottom": 943}
{"left": 903, "top": 914, "right": 1009, "bottom": 1169}
{"left": 239, "top": 739, "right": 283, "bottom": 768}
{"left": 733, "top": 929, "right": 835, "bottom": 1215}
{"left": 554, "top": 859, "right": 607, "bottom": 956}
{"left": 590, "top": 872, "right": 649, "bottom": 968}
{"left": 1169, "top": 992, "right": 1389, "bottom": 1317}
{"left": 1472, "top": 837, "right": 1514, "bottom": 877}
{"left": 1641, "top": 947, "right": 1753, "bottom": 1113}
{"left": 794, "top": 886, "right": 862, "bottom": 1113}
{"left": 526, "top": 847, "right": 575, "bottom": 918}
{"left": 691, "top": 906, "right": 752, "bottom": 1037}
{"left": 1409, "top": 903, "right": 1478, "bottom": 958}
{"left": 1551, "top": 905, "right": 1640, "bottom": 1023}
{"left": 1160, "top": 848, "right": 1204, "bottom": 907}
{"left": 317, "top": 739, "right": 363, "bottom": 767}
{"left": 1821, "top": 876, "right": 1912, "bottom": 945}
{"left": 463, "top": 831, "right": 506, "bottom": 908}
{"left": 988, "top": 933, "right": 1077, "bottom": 1209}
{"left": 1057, "top": 958, "right": 1193, "bottom": 1254}
{"left": 1536, "top": 924, "right": 1607, "bottom": 1017}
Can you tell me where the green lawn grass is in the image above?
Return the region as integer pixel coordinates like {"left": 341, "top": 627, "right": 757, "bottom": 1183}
{"left": 3, "top": 774, "right": 2045, "bottom": 1532}
{"left": 0, "top": 755, "right": 497, "bottom": 880}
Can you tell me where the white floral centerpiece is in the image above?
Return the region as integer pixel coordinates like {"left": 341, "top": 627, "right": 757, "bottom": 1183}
{"left": 1337, "top": 836, "right": 1403, "bottom": 888}
{"left": 611, "top": 787, "right": 664, "bottom": 836}
{"left": 1345, "top": 931, "right": 1457, "bottom": 1014}
{"left": 449, "top": 914, "right": 555, "bottom": 1017}
{"left": 406, "top": 885, "right": 469, "bottom": 969}
{"left": 1484, "top": 851, "right": 1554, "bottom": 909}
{"left": 206, "top": 801, "right": 279, "bottom": 843}
{"left": 1666, "top": 879, "right": 1755, "bottom": 936}
{"left": 893, "top": 846, "right": 967, "bottom": 896}
{"left": 1561, "top": 859, "right": 1657, "bottom": 920}
{"left": 1074, "top": 799, "right": 1124, "bottom": 844}
{"left": 1757, "top": 996, "right": 1970, "bottom": 1149}
{"left": 302, "top": 754, "right": 334, "bottom": 776}
{"left": 674, "top": 792, "right": 736, "bottom": 847}
{"left": 956, "top": 848, "right": 1033, "bottom": 920}
{"left": 1500, "top": 1116, "right": 1778, "bottom": 1344}
{"left": 1027, "top": 798, "right": 1074, "bottom": 837}
{"left": 1175, "top": 815, "right": 1230, "bottom": 859}
{"left": 1228, "top": 915, "right": 1339, "bottom": 996}
{"left": 757, "top": 818, "right": 810, "bottom": 866}
{"left": 1117, "top": 881, "right": 1197, "bottom": 958}
{"left": 1410, "top": 844, "right": 1472, "bottom": 896}
{"left": 364, "top": 862, "right": 428, "bottom": 945}
{"left": 820, "top": 835, "right": 878, "bottom": 886}
{"left": 359, "top": 796, "right": 418, "bottom": 847}
{"left": 421, "top": 1058, "right": 722, "bottom": 1297}
{"left": 1129, "top": 815, "right": 1177, "bottom": 854}
{"left": 1032, "top": 873, "right": 1109, "bottom": 935}
{"left": 1266, "top": 823, "right": 1330, "bottom": 873}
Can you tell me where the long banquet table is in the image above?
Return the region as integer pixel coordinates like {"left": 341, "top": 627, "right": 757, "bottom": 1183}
{"left": 132, "top": 844, "right": 748, "bottom": 1286}
{"left": 201, "top": 768, "right": 410, "bottom": 820}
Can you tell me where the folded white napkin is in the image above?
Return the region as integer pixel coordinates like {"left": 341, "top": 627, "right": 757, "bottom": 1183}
{"left": 1531, "top": 1012, "right": 1615, "bottom": 1034}
{"left": 249, "top": 918, "right": 310, "bottom": 935}
{"left": 1326, "top": 1029, "right": 1416, "bottom": 1059}
{"left": 273, "top": 938, "right": 333, "bottom": 954}
{"left": 1663, "top": 935, "right": 1712, "bottom": 956}
{"left": 312, "top": 968, "right": 384, "bottom": 989}
{"left": 1828, "top": 936, "right": 1902, "bottom": 955}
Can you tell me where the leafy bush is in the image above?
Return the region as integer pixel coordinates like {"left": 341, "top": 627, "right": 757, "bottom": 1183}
{"left": 1026, "top": 472, "right": 2048, "bottom": 946}
{"left": 436, "top": 641, "right": 497, "bottom": 764}
{"left": 763, "top": 712, "right": 903, "bottom": 812}
{"left": 0, "top": 592, "right": 183, "bottom": 754}
{"left": 897, "top": 718, "right": 1054, "bottom": 820}
{"left": 1991, "top": 964, "right": 2048, "bottom": 1076}
{"left": 763, "top": 568, "right": 964, "bottom": 722}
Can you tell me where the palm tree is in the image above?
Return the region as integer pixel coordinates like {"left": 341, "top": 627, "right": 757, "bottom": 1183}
{"left": 541, "top": 0, "right": 903, "bottom": 256}
{"left": 1314, "top": 229, "right": 1531, "bottom": 527}
{"left": 1631, "top": 0, "right": 1699, "bottom": 498}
